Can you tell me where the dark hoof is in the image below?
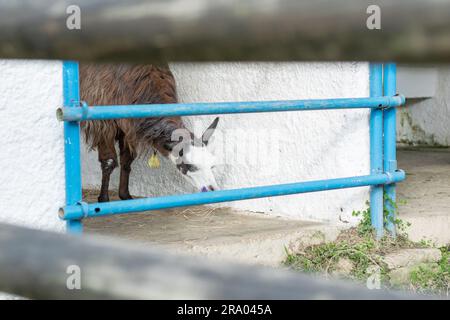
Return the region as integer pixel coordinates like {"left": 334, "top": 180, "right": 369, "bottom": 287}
{"left": 119, "top": 193, "right": 133, "bottom": 201}
{"left": 98, "top": 195, "right": 110, "bottom": 203}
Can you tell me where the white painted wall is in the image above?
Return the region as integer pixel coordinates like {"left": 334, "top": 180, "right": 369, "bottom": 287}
{"left": 83, "top": 62, "right": 370, "bottom": 224}
{"left": 397, "top": 66, "right": 450, "bottom": 146}
{"left": 0, "top": 60, "right": 65, "bottom": 232}
{"left": 0, "top": 60, "right": 65, "bottom": 300}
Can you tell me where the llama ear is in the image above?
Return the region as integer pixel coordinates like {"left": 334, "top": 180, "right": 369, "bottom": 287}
{"left": 202, "top": 117, "right": 219, "bottom": 145}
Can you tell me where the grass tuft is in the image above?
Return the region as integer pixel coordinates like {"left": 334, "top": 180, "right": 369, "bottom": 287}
{"left": 284, "top": 196, "right": 449, "bottom": 296}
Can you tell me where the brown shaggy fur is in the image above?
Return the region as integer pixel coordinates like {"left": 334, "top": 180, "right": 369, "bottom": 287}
{"left": 80, "top": 63, "right": 185, "bottom": 202}
{"left": 80, "top": 63, "right": 184, "bottom": 156}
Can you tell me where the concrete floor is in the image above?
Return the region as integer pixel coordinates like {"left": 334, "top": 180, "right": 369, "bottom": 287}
{"left": 397, "top": 147, "right": 450, "bottom": 245}
{"left": 84, "top": 190, "right": 342, "bottom": 266}
{"left": 84, "top": 147, "right": 450, "bottom": 266}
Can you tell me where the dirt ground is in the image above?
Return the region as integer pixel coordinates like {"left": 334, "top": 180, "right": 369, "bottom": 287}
{"left": 83, "top": 147, "right": 450, "bottom": 250}
{"left": 82, "top": 190, "right": 334, "bottom": 265}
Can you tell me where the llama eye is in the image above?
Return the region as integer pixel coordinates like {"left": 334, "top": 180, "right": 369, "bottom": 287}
{"left": 177, "top": 163, "right": 198, "bottom": 174}
{"left": 185, "top": 164, "right": 199, "bottom": 172}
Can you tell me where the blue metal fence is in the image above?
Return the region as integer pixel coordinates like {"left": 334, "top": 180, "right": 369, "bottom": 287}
{"left": 58, "top": 62, "right": 405, "bottom": 237}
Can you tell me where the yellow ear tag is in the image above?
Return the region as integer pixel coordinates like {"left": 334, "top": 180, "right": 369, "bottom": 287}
{"left": 148, "top": 153, "right": 160, "bottom": 169}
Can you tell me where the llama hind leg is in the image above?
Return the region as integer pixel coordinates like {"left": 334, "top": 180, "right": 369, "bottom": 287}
{"left": 118, "top": 136, "right": 135, "bottom": 200}
{"left": 98, "top": 142, "right": 118, "bottom": 203}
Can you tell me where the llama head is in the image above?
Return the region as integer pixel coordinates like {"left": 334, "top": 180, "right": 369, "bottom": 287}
{"left": 168, "top": 117, "right": 220, "bottom": 192}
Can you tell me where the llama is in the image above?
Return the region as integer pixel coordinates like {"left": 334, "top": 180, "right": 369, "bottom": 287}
{"left": 80, "top": 63, "right": 219, "bottom": 202}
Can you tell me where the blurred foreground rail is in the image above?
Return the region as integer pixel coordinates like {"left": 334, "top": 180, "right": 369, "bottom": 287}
{"left": 0, "top": 222, "right": 420, "bottom": 299}
{"left": 0, "top": 0, "right": 450, "bottom": 62}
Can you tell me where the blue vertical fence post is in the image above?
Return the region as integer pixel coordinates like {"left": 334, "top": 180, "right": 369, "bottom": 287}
{"left": 369, "top": 63, "right": 384, "bottom": 238}
{"left": 63, "top": 61, "right": 83, "bottom": 234}
{"left": 383, "top": 63, "right": 398, "bottom": 236}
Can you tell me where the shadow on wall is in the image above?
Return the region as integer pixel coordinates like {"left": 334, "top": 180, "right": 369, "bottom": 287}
{"left": 397, "top": 67, "right": 450, "bottom": 147}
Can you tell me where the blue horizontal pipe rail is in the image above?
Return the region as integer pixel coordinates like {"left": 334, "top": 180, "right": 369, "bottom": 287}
{"left": 57, "top": 95, "right": 406, "bottom": 121}
{"left": 59, "top": 170, "right": 405, "bottom": 221}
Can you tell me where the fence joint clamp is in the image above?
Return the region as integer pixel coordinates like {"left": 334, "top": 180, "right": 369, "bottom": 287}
{"left": 77, "top": 201, "right": 89, "bottom": 218}
{"left": 79, "top": 101, "right": 89, "bottom": 120}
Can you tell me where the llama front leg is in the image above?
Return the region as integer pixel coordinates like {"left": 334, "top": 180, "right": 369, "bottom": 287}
{"left": 98, "top": 142, "right": 118, "bottom": 203}
{"left": 118, "top": 136, "right": 135, "bottom": 200}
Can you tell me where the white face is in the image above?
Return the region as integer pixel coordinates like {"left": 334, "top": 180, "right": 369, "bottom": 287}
{"left": 170, "top": 145, "right": 219, "bottom": 192}
{"left": 168, "top": 117, "right": 220, "bottom": 192}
